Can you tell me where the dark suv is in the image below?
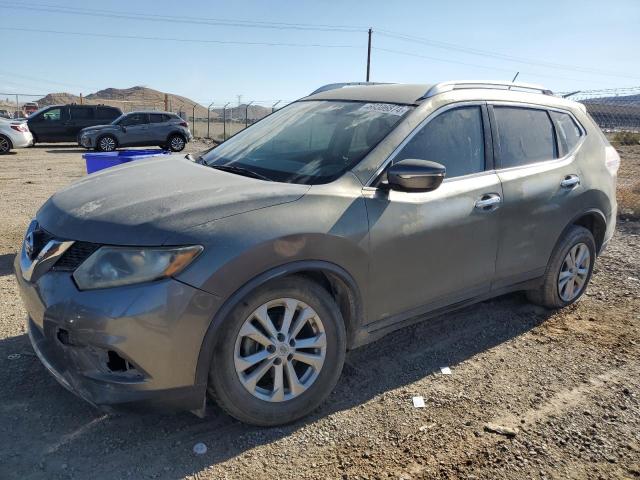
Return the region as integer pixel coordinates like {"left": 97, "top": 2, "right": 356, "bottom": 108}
{"left": 27, "top": 104, "right": 122, "bottom": 144}
{"left": 15, "top": 81, "right": 619, "bottom": 426}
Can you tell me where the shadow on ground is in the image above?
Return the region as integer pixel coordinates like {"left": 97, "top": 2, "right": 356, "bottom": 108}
{"left": 0, "top": 253, "right": 16, "bottom": 276}
{"left": 0, "top": 293, "right": 552, "bottom": 479}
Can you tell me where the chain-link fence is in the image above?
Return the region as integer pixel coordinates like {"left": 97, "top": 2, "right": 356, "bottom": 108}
{"left": 562, "top": 87, "right": 640, "bottom": 133}
{"left": 4, "top": 87, "right": 640, "bottom": 139}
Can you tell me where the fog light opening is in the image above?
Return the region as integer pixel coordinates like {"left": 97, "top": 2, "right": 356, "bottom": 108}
{"left": 106, "top": 350, "right": 136, "bottom": 373}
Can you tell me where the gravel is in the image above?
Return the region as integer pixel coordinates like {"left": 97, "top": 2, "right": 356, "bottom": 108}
{"left": 0, "top": 142, "right": 638, "bottom": 479}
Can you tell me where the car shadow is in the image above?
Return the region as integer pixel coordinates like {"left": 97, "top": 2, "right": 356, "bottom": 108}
{"left": 0, "top": 292, "right": 553, "bottom": 479}
{"left": 0, "top": 253, "right": 16, "bottom": 276}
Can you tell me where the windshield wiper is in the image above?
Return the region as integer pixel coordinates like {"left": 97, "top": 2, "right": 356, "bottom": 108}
{"left": 210, "top": 164, "right": 270, "bottom": 181}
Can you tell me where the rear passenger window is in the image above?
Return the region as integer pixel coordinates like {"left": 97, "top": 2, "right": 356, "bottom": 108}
{"left": 550, "top": 111, "right": 582, "bottom": 156}
{"left": 96, "top": 107, "right": 119, "bottom": 120}
{"left": 493, "top": 107, "right": 557, "bottom": 168}
{"left": 71, "top": 107, "right": 94, "bottom": 120}
{"left": 149, "top": 113, "right": 165, "bottom": 123}
{"left": 395, "top": 106, "right": 485, "bottom": 178}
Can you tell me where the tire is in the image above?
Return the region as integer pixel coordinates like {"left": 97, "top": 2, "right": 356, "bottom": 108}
{"left": 526, "top": 225, "right": 596, "bottom": 309}
{"left": 0, "top": 135, "right": 12, "bottom": 154}
{"left": 207, "top": 276, "right": 346, "bottom": 426}
{"left": 167, "top": 134, "right": 186, "bottom": 152}
{"left": 96, "top": 135, "right": 117, "bottom": 152}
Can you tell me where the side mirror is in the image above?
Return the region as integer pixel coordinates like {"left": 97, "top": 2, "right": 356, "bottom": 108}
{"left": 386, "top": 159, "right": 446, "bottom": 192}
{"left": 120, "top": 126, "right": 127, "bottom": 133}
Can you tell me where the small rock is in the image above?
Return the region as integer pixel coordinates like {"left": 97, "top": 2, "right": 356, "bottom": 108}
{"left": 484, "top": 423, "right": 518, "bottom": 438}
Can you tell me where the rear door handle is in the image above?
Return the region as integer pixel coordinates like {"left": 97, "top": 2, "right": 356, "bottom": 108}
{"left": 475, "top": 193, "right": 501, "bottom": 211}
{"left": 561, "top": 175, "right": 580, "bottom": 189}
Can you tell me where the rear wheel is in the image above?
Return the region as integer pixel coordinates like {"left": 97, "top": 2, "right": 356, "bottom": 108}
{"left": 526, "top": 225, "right": 596, "bottom": 308}
{"left": 0, "top": 135, "right": 11, "bottom": 154}
{"left": 96, "top": 135, "right": 117, "bottom": 152}
{"left": 207, "top": 277, "right": 346, "bottom": 426}
{"left": 168, "top": 134, "right": 186, "bottom": 152}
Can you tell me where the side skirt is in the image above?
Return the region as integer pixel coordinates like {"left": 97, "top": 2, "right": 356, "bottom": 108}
{"left": 350, "top": 276, "right": 543, "bottom": 349}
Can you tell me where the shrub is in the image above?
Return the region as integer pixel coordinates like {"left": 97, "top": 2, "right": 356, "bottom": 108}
{"left": 613, "top": 131, "right": 640, "bottom": 145}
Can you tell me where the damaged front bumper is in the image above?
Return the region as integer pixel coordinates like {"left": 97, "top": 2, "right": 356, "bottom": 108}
{"left": 15, "top": 255, "right": 221, "bottom": 413}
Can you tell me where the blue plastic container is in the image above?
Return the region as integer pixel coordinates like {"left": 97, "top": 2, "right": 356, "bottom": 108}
{"left": 83, "top": 149, "right": 170, "bottom": 174}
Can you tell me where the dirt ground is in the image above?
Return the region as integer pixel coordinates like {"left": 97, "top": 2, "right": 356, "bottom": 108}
{"left": 0, "top": 141, "right": 638, "bottom": 480}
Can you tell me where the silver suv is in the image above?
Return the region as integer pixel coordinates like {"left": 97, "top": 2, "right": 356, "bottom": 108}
{"left": 78, "top": 111, "right": 192, "bottom": 152}
{"left": 15, "top": 81, "right": 619, "bottom": 426}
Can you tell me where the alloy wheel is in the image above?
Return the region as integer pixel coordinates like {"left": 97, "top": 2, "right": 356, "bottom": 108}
{"left": 0, "top": 136, "right": 9, "bottom": 153}
{"left": 99, "top": 137, "right": 116, "bottom": 152}
{"left": 170, "top": 136, "right": 185, "bottom": 151}
{"left": 558, "top": 242, "right": 591, "bottom": 302}
{"left": 234, "top": 298, "right": 327, "bottom": 402}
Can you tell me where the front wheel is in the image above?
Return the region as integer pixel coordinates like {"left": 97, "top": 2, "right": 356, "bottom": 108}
{"left": 207, "top": 277, "right": 346, "bottom": 426}
{"left": 96, "top": 135, "right": 117, "bottom": 152}
{"left": 167, "top": 134, "right": 186, "bottom": 152}
{"left": 527, "top": 225, "right": 596, "bottom": 308}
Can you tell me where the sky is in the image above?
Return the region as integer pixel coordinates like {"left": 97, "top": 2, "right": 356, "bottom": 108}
{"left": 1, "top": 0, "right": 639, "bottom": 107}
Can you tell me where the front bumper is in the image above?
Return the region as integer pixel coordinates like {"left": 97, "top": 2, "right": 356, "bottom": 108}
{"left": 79, "top": 135, "right": 93, "bottom": 148}
{"left": 15, "top": 256, "right": 221, "bottom": 412}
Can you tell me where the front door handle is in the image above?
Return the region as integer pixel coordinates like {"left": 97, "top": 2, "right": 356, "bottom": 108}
{"left": 561, "top": 174, "right": 580, "bottom": 189}
{"left": 475, "top": 193, "right": 502, "bottom": 211}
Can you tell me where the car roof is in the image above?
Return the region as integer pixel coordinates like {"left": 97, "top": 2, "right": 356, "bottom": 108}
{"left": 301, "top": 81, "right": 582, "bottom": 111}
{"left": 303, "top": 83, "right": 433, "bottom": 105}
{"left": 124, "top": 110, "right": 176, "bottom": 115}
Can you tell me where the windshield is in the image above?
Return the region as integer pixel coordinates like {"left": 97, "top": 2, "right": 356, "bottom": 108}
{"left": 200, "top": 100, "right": 411, "bottom": 184}
{"left": 111, "top": 114, "right": 126, "bottom": 125}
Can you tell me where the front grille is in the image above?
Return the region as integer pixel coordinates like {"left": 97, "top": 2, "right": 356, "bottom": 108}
{"left": 51, "top": 241, "right": 100, "bottom": 271}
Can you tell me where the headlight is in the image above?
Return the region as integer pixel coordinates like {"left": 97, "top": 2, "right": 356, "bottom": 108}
{"left": 73, "top": 245, "right": 203, "bottom": 290}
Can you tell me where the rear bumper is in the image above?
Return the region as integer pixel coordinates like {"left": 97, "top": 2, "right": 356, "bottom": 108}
{"left": 14, "top": 254, "right": 222, "bottom": 413}
{"left": 10, "top": 131, "right": 33, "bottom": 148}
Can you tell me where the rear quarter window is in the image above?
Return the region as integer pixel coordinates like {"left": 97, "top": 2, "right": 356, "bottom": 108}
{"left": 493, "top": 106, "right": 557, "bottom": 168}
{"left": 550, "top": 111, "right": 583, "bottom": 156}
{"left": 71, "top": 107, "right": 94, "bottom": 120}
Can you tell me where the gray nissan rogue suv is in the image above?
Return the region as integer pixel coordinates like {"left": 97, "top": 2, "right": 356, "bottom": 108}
{"left": 15, "top": 81, "right": 619, "bottom": 426}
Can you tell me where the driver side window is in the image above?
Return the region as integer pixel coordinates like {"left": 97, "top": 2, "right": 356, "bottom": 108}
{"left": 120, "top": 113, "right": 147, "bottom": 126}
{"left": 395, "top": 106, "right": 486, "bottom": 178}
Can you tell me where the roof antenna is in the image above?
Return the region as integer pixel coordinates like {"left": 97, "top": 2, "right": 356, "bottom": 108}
{"left": 508, "top": 72, "right": 519, "bottom": 90}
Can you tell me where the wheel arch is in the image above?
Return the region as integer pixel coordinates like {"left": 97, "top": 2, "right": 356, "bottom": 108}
{"left": 560, "top": 208, "right": 607, "bottom": 255}
{"left": 166, "top": 130, "right": 187, "bottom": 142}
{"left": 193, "top": 260, "right": 363, "bottom": 388}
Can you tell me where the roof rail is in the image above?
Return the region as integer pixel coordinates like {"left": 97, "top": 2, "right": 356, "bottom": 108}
{"left": 421, "top": 80, "right": 553, "bottom": 99}
{"left": 309, "top": 82, "right": 393, "bottom": 96}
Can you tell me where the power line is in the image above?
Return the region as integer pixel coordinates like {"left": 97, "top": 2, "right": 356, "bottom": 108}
{"left": 372, "top": 47, "right": 616, "bottom": 86}
{"left": 0, "top": 2, "right": 366, "bottom": 32}
{"left": 376, "top": 30, "right": 638, "bottom": 80}
{"left": 0, "top": 27, "right": 361, "bottom": 49}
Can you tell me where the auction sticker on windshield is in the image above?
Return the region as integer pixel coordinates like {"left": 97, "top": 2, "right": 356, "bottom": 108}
{"left": 358, "top": 103, "right": 410, "bottom": 116}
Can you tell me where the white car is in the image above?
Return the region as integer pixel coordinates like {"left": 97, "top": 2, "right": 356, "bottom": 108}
{"left": 0, "top": 118, "right": 33, "bottom": 154}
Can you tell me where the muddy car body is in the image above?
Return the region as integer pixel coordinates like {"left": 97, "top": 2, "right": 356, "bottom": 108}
{"left": 15, "top": 81, "right": 618, "bottom": 425}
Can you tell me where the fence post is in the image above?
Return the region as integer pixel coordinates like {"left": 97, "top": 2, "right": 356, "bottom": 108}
{"left": 222, "top": 102, "right": 230, "bottom": 140}
{"left": 271, "top": 100, "right": 281, "bottom": 113}
{"left": 207, "top": 101, "right": 214, "bottom": 139}
{"left": 245, "top": 101, "right": 254, "bottom": 128}
{"left": 192, "top": 104, "right": 197, "bottom": 137}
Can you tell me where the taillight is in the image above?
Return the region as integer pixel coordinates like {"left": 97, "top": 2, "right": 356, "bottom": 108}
{"left": 604, "top": 146, "right": 620, "bottom": 175}
{"left": 179, "top": 121, "right": 188, "bottom": 127}
{"left": 10, "top": 124, "right": 28, "bottom": 133}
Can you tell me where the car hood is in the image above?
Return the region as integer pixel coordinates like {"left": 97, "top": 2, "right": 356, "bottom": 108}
{"left": 80, "top": 124, "right": 116, "bottom": 133}
{"left": 36, "top": 155, "right": 310, "bottom": 245}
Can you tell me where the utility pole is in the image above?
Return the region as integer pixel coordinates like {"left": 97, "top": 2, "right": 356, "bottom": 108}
{"left": 366, "top": 28, "right": 372, "bottom": 82}
{"left": 236, "top": 94, "right": 243, "bottom": 106}
{"left": 15, "top": 94, "right": 19, "bottom": 115}
{"left": 245, "top": 101, "right": 254, "bottom": 128}
{"left": 164, "top": 93, "right": 169, "bottom": 111}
